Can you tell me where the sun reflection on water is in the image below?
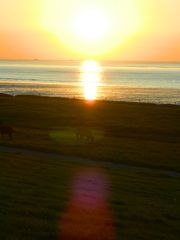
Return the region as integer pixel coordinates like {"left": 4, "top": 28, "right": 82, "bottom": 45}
{"left": 81, "top": 60, "right": 101, "bottom": 101}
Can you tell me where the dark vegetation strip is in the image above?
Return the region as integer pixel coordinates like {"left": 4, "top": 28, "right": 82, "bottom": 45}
{"left": 0, "top": 95, "right": 180, "bottom": 171}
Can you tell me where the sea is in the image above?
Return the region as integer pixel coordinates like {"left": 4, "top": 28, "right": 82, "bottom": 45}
{"left": 0, "top": 60, "right": 180, "bottom": 104}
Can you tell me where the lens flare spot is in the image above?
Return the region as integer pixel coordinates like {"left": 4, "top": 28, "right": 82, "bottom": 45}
{"left": 59, "top": 169, "right": 116, "bottom": 240}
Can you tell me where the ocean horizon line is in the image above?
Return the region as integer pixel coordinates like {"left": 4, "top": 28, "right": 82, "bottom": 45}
{"left": 0, "top": 59, "right": 180, "bottom": 64}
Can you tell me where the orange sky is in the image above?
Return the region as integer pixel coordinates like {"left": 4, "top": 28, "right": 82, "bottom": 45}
{"left": 0, "top": 0, "right": 179, "bottom": 61}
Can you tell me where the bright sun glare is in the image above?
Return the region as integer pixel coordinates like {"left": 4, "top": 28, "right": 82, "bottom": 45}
{"left": 73, "top": 9, "right": 109, "bottom": 42}
{"left": 42, "top": 0, "right": 140, "bottom": 56}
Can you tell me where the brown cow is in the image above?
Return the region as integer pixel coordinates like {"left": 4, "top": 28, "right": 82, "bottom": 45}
{"left": 0, "top": 126, "right": 14, "bottom": 139}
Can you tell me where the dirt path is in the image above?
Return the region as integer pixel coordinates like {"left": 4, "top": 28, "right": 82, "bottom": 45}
{"left": 0, "top": 145, "right": 180, "bottom": 178}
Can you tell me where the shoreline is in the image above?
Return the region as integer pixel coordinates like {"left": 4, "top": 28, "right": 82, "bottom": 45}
{"left": 1, "top": 92, "right": 180, "bottom": 106}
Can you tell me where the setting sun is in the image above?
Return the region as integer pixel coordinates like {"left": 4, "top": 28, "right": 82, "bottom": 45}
{"left": 0, "top": 0, "right": 179, "bottom": 61}
{"left": 41, "top": 0, "right": 140, "bottom": 57}
{"left": 73, "top": 8, "right": 110, "bottom": 42}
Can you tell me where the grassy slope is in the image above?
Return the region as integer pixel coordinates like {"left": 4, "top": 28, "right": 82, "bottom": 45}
{"left": 0, "top": 95, "right": 180, "bottom": 171}
{"left": 0, "top": 96, "right": 179, "bottom": 239}
{"left": 0, "top": 152, "right": 179, "bottom": 240}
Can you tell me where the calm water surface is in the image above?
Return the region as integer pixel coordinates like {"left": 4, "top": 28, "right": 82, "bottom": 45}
{"left": 0, "top": 60, "right": 180, "bottom": 104}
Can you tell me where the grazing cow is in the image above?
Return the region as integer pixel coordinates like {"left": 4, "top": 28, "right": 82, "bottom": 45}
{"left": 76, "top": 128, "right": 94, "bottom": 143}
{"left": 0, "top": 126, "right": 14, "bottom": 139}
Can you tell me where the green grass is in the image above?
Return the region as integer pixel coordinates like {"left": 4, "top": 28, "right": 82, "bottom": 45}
{"left": 0, "top": 95, "right": 180, "bottom": 171}
{"left": 0, "top": 95, "right": 180, "bottom": 239}
{"left": 0, "top": 152, "right": 71, "bottom": 239}
{"left": 0, "top": 152, "right": 179, "bottom": 240}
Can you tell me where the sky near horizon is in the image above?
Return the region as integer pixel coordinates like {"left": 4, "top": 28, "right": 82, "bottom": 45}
{"left": 0, "top": 0, "right": 179, "bottom": 61}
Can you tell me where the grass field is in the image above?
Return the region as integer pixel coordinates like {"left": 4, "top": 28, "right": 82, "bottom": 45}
{"left": 0, "top": 95, "right": 180, "bottom": 239}
{"left": 0, "top": 151, "right": 179, "bottom": 240}
{"left": 0, "top": 95, "right": 180, "bottom": 170}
